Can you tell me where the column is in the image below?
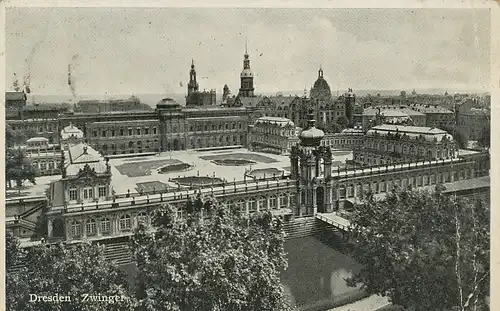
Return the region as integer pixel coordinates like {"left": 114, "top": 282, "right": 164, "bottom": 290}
{"left": 82, "top": 218, "right": 87, "bottom": 238}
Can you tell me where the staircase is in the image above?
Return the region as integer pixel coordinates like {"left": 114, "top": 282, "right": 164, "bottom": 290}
{"left": 283, "top": 217, "right": 339, "bottom": 240}
{"left": 103, "top": 242, "right": 132, "bottom": 266}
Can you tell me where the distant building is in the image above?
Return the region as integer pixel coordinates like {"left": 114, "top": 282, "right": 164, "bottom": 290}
{"left": 5, "top": 91, "right": 27, "bottom": 112}
{"left": 457, "top": 104, "right": 490, "bottom": 141}
{"left": 22, "top": 137, "right": 62, "bottom": 176}
{"left": 238, "top": 45, "right": 255, "bottom": 98}
{"left": 185, "top": 60, "right": 217, "bottom": 107}
{"left": 353, "top": 124, "right": 457, "bottom": 166}
{"left": 407, "top": 103, "right": 455, "bottom": 130}
{"left": 74, "top": 96, "right": 151, "bottom": 113}
{"left": 60, "top": 123, "right": 85, "bottom": 146}
{"left": 248, "top": 116, "right": 298, "bottom": 155}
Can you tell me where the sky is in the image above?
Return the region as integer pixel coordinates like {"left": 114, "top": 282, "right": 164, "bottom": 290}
{"left": 5, "top": 7, "right": 491, "bottom": 96}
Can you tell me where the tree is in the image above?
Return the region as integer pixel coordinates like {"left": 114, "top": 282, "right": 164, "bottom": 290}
{"left": 326, "top": 122, "right": 342, "bottom": 134}
{"left": 347, "top": 187, "right": 490, "bottom": 311}
{"left": 131, "top": 197, "right": 294, "bottom": 311}
{"left": 336, "top": 116, "right": 349, "bottom": 129}
{"left": 5, "top": 124, "right": 27, "bottom": 148}
{"left": 6, "top": 234, "right": 136, "bottom": 311}
{"left": 5, "top": 148, "right": 37, "bottom": 190}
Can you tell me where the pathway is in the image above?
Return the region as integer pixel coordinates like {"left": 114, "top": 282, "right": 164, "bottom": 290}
{"left": 330, "top": 295, "right": 390, "bottom": 311}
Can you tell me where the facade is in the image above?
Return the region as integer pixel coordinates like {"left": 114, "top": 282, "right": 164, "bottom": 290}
{"left": 60, "top": 123, "right": 85, "bottom": 145}
{"left": 185, "top": 60, "right": 217, "bottom": 107}
{"left": 5, "top": 91, "right": 27, "bottom": 112}
{"left": 457, "top": 103, "right": 490, "bottom": 141}
{"left": 7, "top": 117, "right": 60, "bottom": 144}
{"left": 248, "top": 116, "right": 298, "bottom": 154}
{"left": 353, "top": 124, "right": 457, "bottom": 166}
{"left": 357, "top": 106, "right": 426, "bottom": 130}
{"left": 407, "top": 103, "right": 455, "bottom": 130}
{"left": 23, "top": 137, "right": 62, "bottom": 176}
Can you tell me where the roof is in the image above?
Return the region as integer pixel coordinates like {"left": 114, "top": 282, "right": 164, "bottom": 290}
{"left": 255, "top": 116, "right": 294, "bottom": 127}
{"left": 368, "top": 124, "right": 453, "bottom": 142}
{"left": 27, "top": 137, "right": 49, "bottom": 143}
{"left": 65, "top": 144, "right": 108, "bottom": 176}
{"left": 442, "top": 176, "right": 490, "bottom": 194}
{"left": 6, "top": 92, "right": 26, "bottom": 101}
{"left": 362, "top": 107, "right": 425, "bottom": 117}
{"left": 408, "top": 104, "right": 453, "bottom": 114}
{"left": 61, "top": 124, "right": 84, "bottom": 140}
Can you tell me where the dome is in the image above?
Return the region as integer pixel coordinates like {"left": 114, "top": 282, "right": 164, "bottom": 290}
{"left": 310, "top": 68, "right": 332, "bottom": 99}
{"left": 299, "top": 113, "right": 324, "bottom": 147}
{"left": 240, "top": 68, "right": 254, "bottom": 78}
{"left": 156, "top": 98, "right": 180, "bottom": 109}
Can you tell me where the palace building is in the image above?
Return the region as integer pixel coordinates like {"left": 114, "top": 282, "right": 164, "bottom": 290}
{"left": 353, "top": 124, "right": 457, "bottom": 166}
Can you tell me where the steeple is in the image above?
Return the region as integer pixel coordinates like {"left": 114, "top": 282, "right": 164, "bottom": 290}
{"left": 318, "top": 66, "right": 324, "bottom": 79}
{"left": 188, "top": 59, "right": 199, "bottom": 95}
{"left": 239, "top": 41, "right": 255, "bottom": 97}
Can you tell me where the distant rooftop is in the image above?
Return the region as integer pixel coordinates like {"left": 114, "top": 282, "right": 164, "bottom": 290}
{"left": 6, "top": 92, "right": 26, "bottom": 101}
{"left": 368, "top": 124, "right": 453, "bottom": 142}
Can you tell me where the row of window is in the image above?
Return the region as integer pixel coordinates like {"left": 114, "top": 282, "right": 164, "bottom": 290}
{"left": 92, "top": 127, "right": 158, "bottom": 138}
{"left": 223, "top": 194, "right": 296, "bottom": 213}
{"left": 189, "top": 122, "right": 244, "bottom": 132}
{"left": 250, "top": 135, "right": 287, "bottom": 147}
{"left": 253, "top": 127, "right": 295, "bottom": 136}
{"left": 190, "top": 135, "right": 245, "bottom": 148}
{"left": 335, "top": 169, "right": 472, "bottom": 199}
{"left": 69, "top": 213, "right": 148, "bottom": 237}
{"left": 31, "top": 161, "right": 57, "bottom": 171}
{"left": 68, "top": 185, "right": 107, "bottom": 201}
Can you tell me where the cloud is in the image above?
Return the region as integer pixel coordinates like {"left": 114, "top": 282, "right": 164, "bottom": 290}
{"left": 6, "top": 7, "right": 491, "bottom": 95}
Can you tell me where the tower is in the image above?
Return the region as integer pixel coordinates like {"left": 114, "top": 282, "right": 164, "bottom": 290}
{"left": 290, "top": 110, "right": 334, "bottom": 216}
{"left": 345, "top": 88, "right": 355, "bottom": 127}
{"left": 222, "top": 84, "right": 230, "bottom": 102}
{"left": 187, "top": 59, "right": 199, "bottom": 95}
{"left": 238, "top": 43, "right": 255, "bottom": 97}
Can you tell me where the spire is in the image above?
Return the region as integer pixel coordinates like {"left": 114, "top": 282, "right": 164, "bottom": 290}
{"left": 318, "top": 66, "right": 323, "bottom": 79}
{"left": 191, "top": 59, "right": 194, "bottom": 69}
{"left": 245, "top": 39, "right": 248, "bottom": 56}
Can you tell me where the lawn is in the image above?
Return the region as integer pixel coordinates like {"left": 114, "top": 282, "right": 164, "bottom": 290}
{"left": 199, "top": 153, "right": 278, "bottom": 164}
{"left": 135, "top": 181, "right": 169, "bottom": 193}
{"left": 116, "top": 159, "right": 182, "bottom": 177}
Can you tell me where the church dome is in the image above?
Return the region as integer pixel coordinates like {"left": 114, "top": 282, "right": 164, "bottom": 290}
{"left": 299, "top": 112, "right": 324, "bottom": 147}
{"left": 310, "top": 68, "right": 331, "bottom": 99}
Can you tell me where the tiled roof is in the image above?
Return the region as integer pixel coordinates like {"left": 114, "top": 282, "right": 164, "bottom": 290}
{"left": 65, "top": 144, "right": 108, "bottom": 177}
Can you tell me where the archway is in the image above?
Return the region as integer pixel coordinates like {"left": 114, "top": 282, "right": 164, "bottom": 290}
{"left": 316, "top": 186, "right": 325, "bottom": 213}
{"left": 52, "top": 217, "right": 65, "bottom": 238}
{"left": 173, "top": 139, "right": 179, "bottom": 151}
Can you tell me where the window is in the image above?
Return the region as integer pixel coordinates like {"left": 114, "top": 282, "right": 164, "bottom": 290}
{"left": 111, "top": 130, "right": 115, "bottom": 137}
{"left": 93, "top": 131, "right": 97, "bottom": 137}
{"left": 137, "top": 212, "right": 148, "bottom": 224}
{"left": 48, "top": 162, "right": 55, "bottom": 170}
{"left": 70, "top": 220, "right": 82, "bottom": 237}
{"left": 120, "top": 129, "right": 124, "bottom": 136}
{"left": 258, "top": 197, "right": 267, "bottom": 210}
{"left": 100, "top": 218, "right": 110, "bottom": 234}
{"left": 98, "top": 185, "right": 107, "bottom": 198}
{"left": 249, "top": 199, "right": 257, "bottom": 214}
{"left": 176, "top": 208, "right": 184, "bottom": 219}
{"left": 153, "top": 128, "right": 157, "bottom": 135}
{"left": 83, "top": 187, "right": 93, "bottom": 200}
{"left": 128, "top": 129, "right": 133, "bottom": 136}
{"left": 86, "top": 219, "right": 97, "bottom": 236}
{"left": 69, "top": 185, "right": 78, "bottom": 201}
{"left": 136, "top": 128, "right": 141, "bottom": 135}
{"left": 279, "top": 194, "right": 288, "bottom": 208}
{"left": 40, "top": 161, "right": 47, "bottom": 171}
{"left": 119, "top": 214, "right": 132, "bottom": 231}
{"left": 269, "top": 196, "right": 277, "bottom": 209}
{"left": 145, "top": 128, "right": 149, "bottom": 135}
{"left": 102, "top": 130, "right": 106, "bottom": 137}
{"left": 339, "top": 186, "right": 346, "bottom": 199}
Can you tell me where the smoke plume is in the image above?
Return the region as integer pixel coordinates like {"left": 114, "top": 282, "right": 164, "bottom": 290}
{"left": 68, "top": 54, "right": 80, "bottom": 97}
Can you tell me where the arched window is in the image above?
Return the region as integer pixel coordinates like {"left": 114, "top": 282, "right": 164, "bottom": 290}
{"left": 269, "top": 196, "right": 278, "bottom": 209}
{"left": 248, "top": 199, "right": 257, "bottom": 214}
{"left": 236, "top": 200, "right": 245, "bottom": 213}
{"left": 258, "top": 197, "right": 267, "bottom": 210}
{"left": 356, "top": 184, "right": 362, "bottom": 197}
{"left": 347, "top": 185, "right": 354, "bottom": 198}
{"left": 119, "top": 214, "right": 132, "bottom": 231}
{"left": 137, "top": 212, "right": 148, "bottom": 224}
{"left": 100, "top": 218, "right": 111, "bottom": 234}
{"left": 380, "top": 180, "right": 386, "bottom": 193}
{"left": 86, "top": 218, "right": 97, "bottom": 236}
{"left": 70, "top": 220, "right": 82, "bottom": 237}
